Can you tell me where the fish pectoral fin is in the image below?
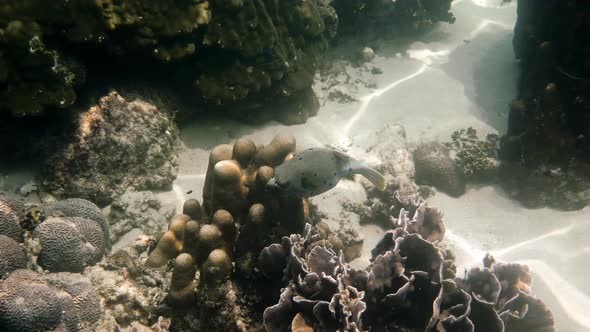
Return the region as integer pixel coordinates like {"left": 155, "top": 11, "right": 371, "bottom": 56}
{"left": 355, "top": 167, "right": 387, "bottom": 191}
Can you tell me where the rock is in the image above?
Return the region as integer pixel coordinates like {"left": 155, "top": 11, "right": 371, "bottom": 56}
{"left": 105, "top": 190, "right": 176, "bottom": 244}
{"left": 362, "top": 47, "right": 376, "bottom": 62}
{"left": 44, "top": 91, "right": 179, "bottom": 207}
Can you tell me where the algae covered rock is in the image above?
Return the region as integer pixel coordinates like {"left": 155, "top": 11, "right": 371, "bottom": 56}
{"left": 0, "top": 20, "right": 82, "bottom": 117}
{"left": 45, "top": 91, "right": 179, "bottom": 206}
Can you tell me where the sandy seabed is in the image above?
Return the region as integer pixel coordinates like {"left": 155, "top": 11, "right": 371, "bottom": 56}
{"left": 2, "top": 0, "right": 589, "bottom": 331}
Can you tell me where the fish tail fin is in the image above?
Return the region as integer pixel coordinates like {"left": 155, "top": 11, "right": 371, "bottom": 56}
{"left": 355, "top": 166, "right": 387, "bottom": 191}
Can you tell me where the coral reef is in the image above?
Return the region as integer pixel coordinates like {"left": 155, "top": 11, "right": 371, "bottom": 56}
{"left": 33, "top": 216, "right": 108, "bottom": 273}
{"left": 145, "top": 133, "right": 314, "bottom": 330}
{"left": 343, "top": 124, "right": 431, "bottom": 229}
{"left": 446, "top": 127, "right": 499, "bottom": 182}
{"left": 500, "top": 0, "right": 590, "bottom": 210}
{"left": 333, "top": 0, "right": 455, "bottom": 36}
{"left": 260, "top": 196, "right": 554, "bottom": 331}
{"left": 0, "top": 269, "right": 101, "bottom": 332}
{"left": 105, "top": 190, "right": 176, "bottom": 244}
{"left": 0, "top": 0, "right": 337, "bottom": 123}
{"left": 0, "top": 193, "right": 110, "bottom": 273}
{"left": 414, "top": 142, "right": 466, "bottom": 197}
{"left": 44, "top": 91, "right": 179, "bottom": 207}
{"left": 0, "top": 191, "right": 24, "bottom": 241}
{"left": 0, "top": 19, "right": 82, "bottom": 117}
{"left": 0, "top": 0, "right": 458, "bottom": 125}
{"left": 0, "top": 235, "right": 26, "bottom": 278}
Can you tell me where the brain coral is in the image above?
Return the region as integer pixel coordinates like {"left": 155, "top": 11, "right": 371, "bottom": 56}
{"left": 0, "top": 192, "right": 23, "bottom": 241}
{"left": 0, "top": 235, "right": 26, "bottom": 278}
{"left": 413, "top": 142, "right": 466, "bottom": 197}
{"left": 0, "top": 270, "right": 64, "bottom": 332}
{"left": 0, "top": 269, "right": 101, "bottom": 332}
{"left": 44, "top": 198, "right": 111, "bottom": 249}
{"left": 33, "top": 216, "right": 108, "bottom": 272}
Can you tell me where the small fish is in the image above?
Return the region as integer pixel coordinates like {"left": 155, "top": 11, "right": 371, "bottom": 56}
{"left": 186, "top": 190, "right": 193, "bottom": 195}
{"left": 265, "top": 148, "right": 386, "bottom": 197}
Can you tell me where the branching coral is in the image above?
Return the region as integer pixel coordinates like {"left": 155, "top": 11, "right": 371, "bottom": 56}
{"left": 446, "top": 127, "right": 499, "bottom": 182}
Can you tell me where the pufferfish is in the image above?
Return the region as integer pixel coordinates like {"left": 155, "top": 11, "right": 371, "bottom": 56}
{"left": 265, "top": 148, "right": 386, "bottom": 197}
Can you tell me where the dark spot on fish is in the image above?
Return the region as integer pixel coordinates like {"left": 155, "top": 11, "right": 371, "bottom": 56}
{"left": 297, "top": 155, "right": 303, "bottom": 160}
{"left": 333, "top": 172, "right": 337, "bottom": 176}
{"left": 314, "top": 173, "right": 317, "bottom": 177}
{"left": 348, "top": 168, "right": 352, "bottom": 172}
{"left": 301, "top": 177, "right": 314, "bottom": 190}
{"left": 323, "top": 180, "right": 327, "bottom": 184}
{"left": 186, "top": 190, "right": 193, "bottom": 194}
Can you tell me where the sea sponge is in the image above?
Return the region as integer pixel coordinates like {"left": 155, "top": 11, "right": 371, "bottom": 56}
{"left": 33, "top": 216, "right": 108, "bottom": 272}
{"left": 413, "top": 142, "right": 465, "bottom": 197}
{"left": 0, "top": 235, "right": 26, "bottom": 277}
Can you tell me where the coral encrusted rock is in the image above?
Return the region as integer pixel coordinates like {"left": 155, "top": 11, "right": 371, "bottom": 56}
{"left": 44, "top": 91, "right": 179, "bottom": 206}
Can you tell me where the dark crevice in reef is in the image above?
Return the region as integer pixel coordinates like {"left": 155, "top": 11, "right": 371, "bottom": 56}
{"left": 499, "top": 0, "right": 590, "bottom": 210}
